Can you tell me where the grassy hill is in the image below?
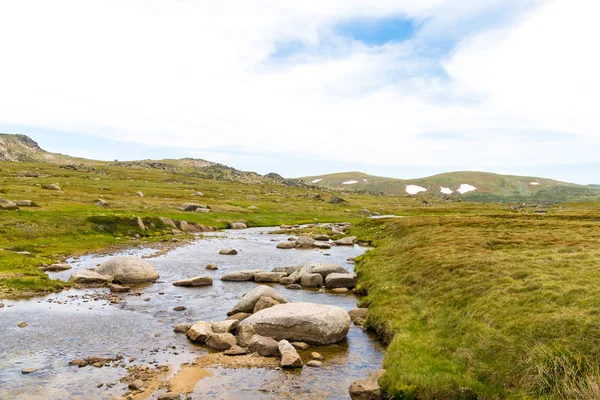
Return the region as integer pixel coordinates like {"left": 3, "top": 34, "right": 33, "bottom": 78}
{"left": 300, "top": 171, "right": 600, "bottom": 203}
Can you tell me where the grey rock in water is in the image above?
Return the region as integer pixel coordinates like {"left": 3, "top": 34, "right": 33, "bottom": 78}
{"left": 221, "top": 269, "right": 263, "bottom": 281}
{"left": 300, "top": 273, "right": 323, "bottom": 288}
{"left": 205, "top": 333, "right": 237, "bottom": 351}
{"left": 186, "top": 321, "right": 213, "bottom": 343}
{"left": 325, "top": 273, "right": 356, "bottom": 289}
{"left": 248, "top": 335, "right": 279, "bottom": 357}
{"left": 254, "top": 272, "right": 288, "bottom": 283}
{"left": 335, "top": 236, "right": 356, "bottom": 246}
{"left": 173, "top": 276, "right": 213, "bottom": 287}
{"left": 295, "top": 236, "right": 315, "bottom": 248}
{"left": 349, "top": 369, "right": 386, "bottom": 400}
{"left": 68, "top": 270, "right": 114, "bottom": 284}
{"left": 97, "top": 256, "right": 158, "bottom": 283}
{"left": 219, "top": 249, "right": 238, "bottom": 255}
{"left": 227, "top": 285, "right": 288, "bottom": 315}
{"left": 276, "top": 242, "right": 294, "bottom": 249}
{"left": 278, "top": 340, "right": 303, "bottom": 368}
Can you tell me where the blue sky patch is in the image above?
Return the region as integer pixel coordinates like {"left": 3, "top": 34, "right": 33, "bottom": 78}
{"left": 334, "top": 16, "right": 418, "bottom": 46}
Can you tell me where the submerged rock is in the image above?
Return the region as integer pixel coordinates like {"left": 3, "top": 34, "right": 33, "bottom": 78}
{"left": 173, "top": 276, "right": 213, "bottom": 287}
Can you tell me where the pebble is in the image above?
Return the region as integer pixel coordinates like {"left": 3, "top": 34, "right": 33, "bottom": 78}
{"left": 307, "top": 360, "right": 322, "bottom": 367}
{"left": 21, "top": 368, "right": 37, "bottom": 374}
{"left": 144, "top": 298, "right": 151, "bottom": 302}
{"left": 291, "top": 342, "right": 310, "bottom": 350}
{"left": 311, "top": 352, "right": 324, "bottom": 360}
{"left": 18, "top": 322, "right": 28, "bottom": 328}
{"left": 0, "top": 303, "right": 4, "bottom": 308}
{"left": 173, "top": 306, "right": 186, "bottom": 312}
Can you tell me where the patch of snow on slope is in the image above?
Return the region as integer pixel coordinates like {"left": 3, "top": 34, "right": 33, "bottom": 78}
{"left": 406, "top": 185, "right": 427, "bottom": 195}
{"left": 362, "top": 179, "right": 368, "bottom": 183}
{"left": 311, "top": 179, "right": 323, "bottom": 183}
{"left": 530, "top": 182, "right": 540, "bottom": 185}
{"left": 440, "top": 187, "right": 453, "bottom": 194}
{"left": 457, "top": 184, "right": 477, "bottom": 194}
{"left": 343, "top": 180, "right": 358, "bottom": 185}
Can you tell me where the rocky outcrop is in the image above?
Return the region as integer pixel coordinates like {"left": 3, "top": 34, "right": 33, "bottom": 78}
{"left": 68, "top": 270, "right": 113, "bottom": 284}
{"left": 239, "top": 302, "right": 351, "bottom": 345}
{"left": 227, "top": 285, "right": 289, "bottom": 315}
{"left": 96, "top": 256, "right": 159, "bottom": 283}
{"left": 278, "top": 340, "right": 303, "bottom": 368}
{"left": 173, "top": 276, "right": 213, "bottom": 287}
{"left": 349, "top": 369, "right": 385, "bottom": 400}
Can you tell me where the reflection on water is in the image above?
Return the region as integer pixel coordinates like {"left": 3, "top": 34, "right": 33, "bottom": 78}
{"left": 0, "top": 227, "right": 384, "bottom": 399}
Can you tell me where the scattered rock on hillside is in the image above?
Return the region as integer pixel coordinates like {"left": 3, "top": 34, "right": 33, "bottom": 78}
{"left": 96, "top": 256, "right": 159, "bottom": 283}
{"left": 192, "top": 191, "right": 204, "bottom": 197}
{"left": 44, "top": 183, "right": 61, "bottom": 190}
{"left": 0, "top": 198, "right": 18, "bottom": 210}
{"left": 95, "top": 199, "right": 110, "bottom": 208}
{"left": 329, "top": 197, "right": 348, "bottom": 204}
{"left": 158, "top": 217, "right": 177, "bottom": 229}
{"left": 173, "top": 276, "right": 213, "bottom": 287}
{"left": 15, "top": 200, "right": 37, "bottom": 207}
{"left": 135, "top": 191, "right": 144, "bottom": 197}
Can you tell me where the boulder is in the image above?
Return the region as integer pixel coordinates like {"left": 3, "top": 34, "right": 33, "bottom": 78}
{"left": 279, "top": 277, "right": 296, "bottom": 285}
{"left": 211, "top": 320, "right": 238, "bottom": 334}
{"left": 335, "top": 236, "right": 356, "bottom": 246}
{"left": 227, "top": 285, "right": 288, "bottom": 315}
{"left": 286, "top": 284, "right": 302, "bottom": 290}
{"left": 195, "top": 208, "right": 210, "bottom": 213}
{"left": 310, "top": 263, "right": 349, "bottom": 279}
{"left": 173, "top": 323, "right": 192, "bottom": 333}
{"left": 206, "top": 333, "right": 237, "bottom": 351}
{"left": 227, "top": 312, "right": 252, "bottom": 322}
{"left": 15, "top": 200, "right": 36, "bottom": 207}
{"left": 68, "top": 270, "right": 113, "bottom": 284}
{"left": 314, "top": 234, "right": 330, "bottom": 241}
{"left": 205, "top": 264, "right": 218, "bottom": 270}
{"left": 96, "top": 256, "right": 159, "bottom": 284}
{"left": 44, "top": 183, "right": 61, "bottom": 190}
{"left": 158, "top": 217, "right": 177, "bottom": 229}
{"left": 186, "top": 321, "right": 213, "bottom": 343}
{"left": 349, "top": 308, "right": 369, "bottom": 323}
{"left": 271, "top": 266, "right": 299, "bottom": 274}
{"left": 109, "top": 283, "right": 131, "bottom": 293}
{"left": 276, "top": 242, "right": 294, "bottom": 249}
{"left": 0, "top": 198, "right": 19, "bottom": 210}
{"left": 295, "top": 236, "right": 315, "bottom": 248}
{"left": 349, "top": 370, "right": 385, "bottom": 400}
{"left": 239, "top": 302, "right": 351, "bottom": 345}
{"left": 253, "top": 296, "right": 280, "bottom": 313}
{"left": 181, "top": 203, "right": 204, "bottom": 211}
{"left": 219, "top": 249, "right": 238, "bottom": 255}
{"left": 300, "top": 273, "right": 323, "bottom": 288}
{"left": 192, "top": 191, "right": 204, "bottom": 197}
{"left": 136, "top": 217, "right": 146, "bottom": 230}
{"left": 135, "top": 191, "right": 144, "bottom": 197}
{"left": 173, "top": 276, "right": 213, "bottom": 287}
{"left": 42, "top": 263, "right": 72, "bottom": 272}
{"left": 254, "top": 272, "right": 288, "bottom": 283}
{"left": 230, "top": 222, "right": 247, "bottom": 229}
{"left": 325, "top": 273, "right": 356, "bottom": 289}
{"left": 278, "top": 340, "right": 303, "bottom": 368}
{"left": 313, "top": 242, "right": 332, "bottom": 249}
{"left": 221, "top": 269, "right": 263, "bottom": 281}
{"left": 179, "top": 221, "right": 199, "bottom": 232}
{"left": 236, "top": 324, "right": 256, "bottom": 347}
{"left": 248, "top": 335, "right": 279, "bottom": 357}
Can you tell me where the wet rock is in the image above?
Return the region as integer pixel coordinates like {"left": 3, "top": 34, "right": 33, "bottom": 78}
{"left": 227, "top": 312, "right": 252, "bottom": 322}
{"left": 291, "top": 342, "right": 310, "bottom": 350}
{"left": 253, "top": 296, "right": 280, "bottom": 313}
{"left": 279, "top": 277, "right": 296, "bottom": 285}
{"left": 236, "top": 324, "right": 256, "bottom": 347}
{"left": 276, "top": 242, "right": 294, "bottom": 249}
{"left": 96, "top": 256, "right": 159, "bottom": 284}
{"left": 230, "top": 222, "right": 247, "bottom": 229}
{"left": 239, "top": 302, "right": 351, "bottom": 345}
{"left": 278, "top": 340, "right": 303, "bottom": 368}
{"left": 109, "top": 284, "right": 131, "bottom": 293}
{"left": 173, "top": 323, "right": 192, "bottom": 333}
{"left": 219, "top": 249, "right": 238, "bottom": 255}
{"left": 307, "top": 360, "right": 322, "bottom": 367}
{"left": 21, "top": 368, "right": 37, "bottom": 374}
{"left": 335, "top": 236, "right": 356, "bottom": 246}
{"left": 311, "top": 352, "right": 323, "bottom": 360}
{"left": 68, "top": 270, "right": 114, "bottom": 284}
{"left": 349, "top": 369, "right": 385, "bottom": 400}
{"left": 254, "top": 272, "right": 288, "bottom": 283}
{"left": 129, "top": 379, "right": 145, "bottom": 391}
{"left": 220, "top": 269, "right": 263, "bottom": 281}
{"left": 248, "top": 335, "right": 279, "bottom": 357}
{"left": 69, "top": 359, "right": 88, "bottom": 367}
{"left": 349, "top": 308, "right": 368, "bottom": 322}
{"left": 325, "top": 273, "right": 356, "bottom": 289}
{"left": 173, "top": 306, "right": 187, "bottom": 312}
{"left": 271, "top": 266, "right": 299, "bottom": 274}
{"left": 314, "top": 234, "right": 330, "bottom": 241}
{"left": 311, "top": 263, "right": 349, "bottom": 278}
{"left": 0, "top": 198, "right": 19, "bottom": 210}
{"left": 206, "top": 333, "right": 237, "bottom": 351}
{"left": 227, "top": 285, "right": 289, "bottom": 315}
{"left": 40, "top": 263, "right": 72, "bottom": 272}
{"left": 300, "top": 273, "right": 323, "bottom": 288}
{"left": 173, "top": 276, "right": 213, "bottom": 287}
{"left": 313, "top": 242, "right": 332, "bottom": 249}
{"left": 224, "top": 346, "right": 248, "bottom": 356}
{"left": 211, "top": 320, "right": 238, "bottom": 334}
{"left": 205, "top": 264, "right": 218, "bottom": 270}
{"left": 295, "top": 236, "right": 315, "bottom": 248}
{"left": 0, "top": 303, "right": 4, "bottom": 308}
{"left": 186, "top": 321, "right": 213, "bottom": 343}
{"left": 285, "top": 284, "right": 302, "bottom": 290}
{"left": 331, "top": 288, "right": 350, "bottom": 294}
{"left": 44, "top": 183, "right": 61, "bottom": 190}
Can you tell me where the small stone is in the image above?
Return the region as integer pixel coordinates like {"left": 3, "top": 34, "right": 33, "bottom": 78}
{"left": 174, "top": 323, "right": 192, "bottom": 333}
{"left": 219, "top": 249, "right": 238, "bottom": 255}
{"left": 286, "top": 284, "right": 302, "bottom": 290}
{"left": 144, "top": 298, "right": 151, "bottom": 301}
{"left": 18, "top": 322, "right": 28, "bottom": 328}
{"left": 21, "top": 368, "right": 37, "bottom": 374}
{"left": 205, "top": 264, "right": 218, "bottom": 270}
{"left": 291, "top": 342, "right": 310, "bottom": 350}
{"left": 224, "top": 346, "right": 249, "bottom": 356}
{"left": 128, "top": 379, "right": 145, "bottom": 391}
{"left": 69, "top": 359, "right": 88, "bottom": 367}
{"left": 109, "top": 284, "right": 131, "bottom": 293}
{"left": 278, "top": 340, "right": 303, "bottom": 368}
{"left": 311, "top": 352, "right": 323, "bottom": 360}
{"left": 307, "top": 360, "right": 322, "bottom": 367}
{"left": 158, "top": 393, "right": 181, "bottom": 400}
{"left": 0, "top": 303, "right": 4, "bottom": 308}
{"left": 173, "top": 306, "right": 187, "bottom": 312}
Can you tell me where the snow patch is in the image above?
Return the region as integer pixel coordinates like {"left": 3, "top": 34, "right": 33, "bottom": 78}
{"left": 342, "top": 180, "right": 358, "bottom": 185}
{"left": 440, "top": 187, "right": 453, "bottom": 194}
{"left": 457, "top": 184, "right": 477, "bottom": 194}
{"left": 362, "top": 179, "right": 368, "bottom": 183}
{"left": 530, "top": 182, "right": 540, "bottom": 185}
{"left": 406, "top": 185, "right": 427, "bottom": 195}
{"left": 311, "top": 179, "right": 323, "bottom": 183}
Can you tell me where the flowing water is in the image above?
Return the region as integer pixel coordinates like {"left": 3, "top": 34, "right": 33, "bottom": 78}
{"left": 0, "top": 227, "right": 385, "bottom": 399}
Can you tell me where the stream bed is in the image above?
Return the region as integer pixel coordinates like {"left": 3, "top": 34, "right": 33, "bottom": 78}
{"left": 0, "top": 227, "right": 385, "bottom": 399}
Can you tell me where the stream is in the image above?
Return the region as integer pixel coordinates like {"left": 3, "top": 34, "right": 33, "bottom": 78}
{"left": 0, "top": 227, "right": 385, "bottom": 399}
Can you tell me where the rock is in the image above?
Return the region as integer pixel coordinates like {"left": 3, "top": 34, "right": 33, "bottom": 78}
{"left": 253, "top": 296, "right": 280, "bottom": 313}
{"left": 186, "top": 321, "right": 213, "bottom": 343}
{"left": 248, "top": 335, "right": 279, "bottom": 357}
{"left": 44, "top": 183, "right": 61, "bottom": 190}
{"left": 95, "top": 199, "right": 110, "bottom": 208}
{"left": 173, "top": 306, "right": 187, "bottom": 311}
{"left": 300, "top": 273, "right": 323, "bottom": 288}
{"left": 179, "top": 221, "right": 199, "bottom": 232}
{"left": 349, "top": 370, "right": 385, "bottom": 400}
{"left": 224, "top": 345, "right": 249, "bottom": 356}
{"left": 278, "top": 340, "right": 303, "bottom": 368}
{"left": 14, "top": 251, "right": 31, "bottom": 256}
{"left": 173, "top": 323, "right": 192, "bottom": 333}
{"left": 276, "top": 242, "right": 294, "bottom": 249}
{"left": 291, "top": 342, "right": 310, "bottom": 350}
{"left": 331, "top": 288, "right": 350, "bottom": 294}
{"left": 236, "top": 324, "right": 256, "bottom": 347}
{"left": 211, "top": 320, "right": 238, "bottom": 334}
{"left": 195, "top": 208, "right": 210, "bottom": 213}
{"left": 18, "top": 322, "right": 28, "bottom": 328}
{"left": 227, "top": 285, "right": 289, "bottom": 315}
{"left": 285, "top": 284, "right": 302, "bottom": 290}
{"left": 158, "top": 217, "right": 177, "bottom": 229}
{"left": 307, "top": 360, "right": 322, "bottom": 367}
{"left": 109, "top": 284, "right": 131, "bottom": 293}
{"left": 349, "top": 308, "right": 369, "bottom": 322}
{"left": 135, "top": 191, "right": 144, "bottom": 197}
{"left": 271, "top": 266, "right": 299, "bottom": 274}
{"left": 313, "top": 242, "right": 332, "bottom": 249}
{"left": 221, "top": 269, "right": 263, "bottom": 281}
{"left": 136, "top": 217, "right": 146, "bottom": 230}
{"left": 279, "top": 277, "right": 296, "bottom": 285}
{"left": 230, "top": 222, "right": 247, "bottom": 229}
{"left": 206, "top": 333, "right": 237, "bottom": 351}
{"left": 314, "top": 234, "right": 330, "bottom": 241}
{"left": 69, "top": 359, "right": 88, "bottom": 367}
{"left": 219, "top": 249, "right": 238, "bottom": 255}
{"left": 173, "top": 276, "right": 213, "bottom": 287}
{"left": 311, "top": 352, "right": 323, "bottom": 360}
{"left": 325, "top": 273, "right": 356, "bottom": 289}
{"left": 158, "top": 393, "right": 181, "bottom": 400}
{"left": 295, "top": 236, "right": 315, "bottom": 248}
{"left": 0, "top": 198, "right": 19, "bottom": 210}
{"left": 227, "top": 312, "right": 252, "bottom": 322}
{"left": 0, "top": 303, "right": 4, "bottom": 308}
{"left": 15, "top": 200, "right": 36, "bottom": 207}
{"left": 248, "top": 206, "right": 259, "bottom": 210}
{"left": 42, "top": 263, "right": 72, "bottom": 272}
{"left": 239, "top": 302, "right": 351, "bottom": 345}
{"left": 96, "top": 256, "right": 159, "bottom": 283}
{"left": 192, "top": 191, "right": 204, "bottom": 197}
{"left": 181, "top": 203, "right": 205, "bottom": 212}
{"left": 68, "top": 270, "right": 114, "bottom": 284}
{"left": 329, "top": 196, "right": 347, "bottom": 204}
{"left": 254, "top": 272, "right": 288, "bottom": 283}
{"left": 335, "top": 236, "right": 356, "bottom": 246}
{"left": 129, "top": 380, "right": 145, "bottom": 391}
{"left": 205, "top": 264, "right": 218, "bottom": 270}
{"left": 21, "top": 368, "right": 37, "bottom": 374}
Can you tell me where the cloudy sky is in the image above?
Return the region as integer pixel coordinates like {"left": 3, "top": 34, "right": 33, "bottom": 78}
{"left": 0, "top": 0, "right": 598, "bottom": 184}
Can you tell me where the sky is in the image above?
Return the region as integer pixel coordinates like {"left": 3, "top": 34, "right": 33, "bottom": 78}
{"left": 0, "top": 0, "right": 599, "bottom": 184}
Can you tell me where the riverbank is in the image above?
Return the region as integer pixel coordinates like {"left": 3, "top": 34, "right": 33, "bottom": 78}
{"left": 351, "top": 205, "right": 600, "bottom": 399}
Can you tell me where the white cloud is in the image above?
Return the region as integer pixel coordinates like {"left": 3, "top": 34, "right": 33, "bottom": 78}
{"left": 0, "top": 0, "right": 598, "bottom": 173}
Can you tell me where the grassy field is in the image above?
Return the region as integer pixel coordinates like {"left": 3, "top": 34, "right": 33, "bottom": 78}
{"left": 351, "top": 203, "right": 600, "bottom": 399}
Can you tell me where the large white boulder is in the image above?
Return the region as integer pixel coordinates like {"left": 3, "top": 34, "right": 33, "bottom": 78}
{"left": 227, "top": 285, "right": 288, "bottom": 315}
{"left": 96, "top": 256, "right": 159, "bottom": 283}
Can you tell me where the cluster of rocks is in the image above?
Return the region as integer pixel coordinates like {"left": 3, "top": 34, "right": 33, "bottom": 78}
{"left": 221, "top": 262, "right": 356, "bottom": 291}
{"left": 0, "top": 198, "right": 38, "bottom": 210}
{"left": 276, "top": 234, "right": 356, "bottom": 250}
{"left": 157, "top": 217, "right": 218, "bottom": 234}
{"left": 178, "top": 286, "right": 351, "bottom": 369}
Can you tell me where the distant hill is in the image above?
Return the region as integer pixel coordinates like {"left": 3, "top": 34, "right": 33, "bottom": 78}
{"left": 300, "top": 171, "right": 600, "bottom": 203}
{"left": 0, "top": 133, "right": 85, "bottom": 163}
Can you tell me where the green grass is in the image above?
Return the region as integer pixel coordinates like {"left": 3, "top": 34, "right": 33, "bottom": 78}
{"left": 351, "top": 206, "right": 600, "bottom": 399}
